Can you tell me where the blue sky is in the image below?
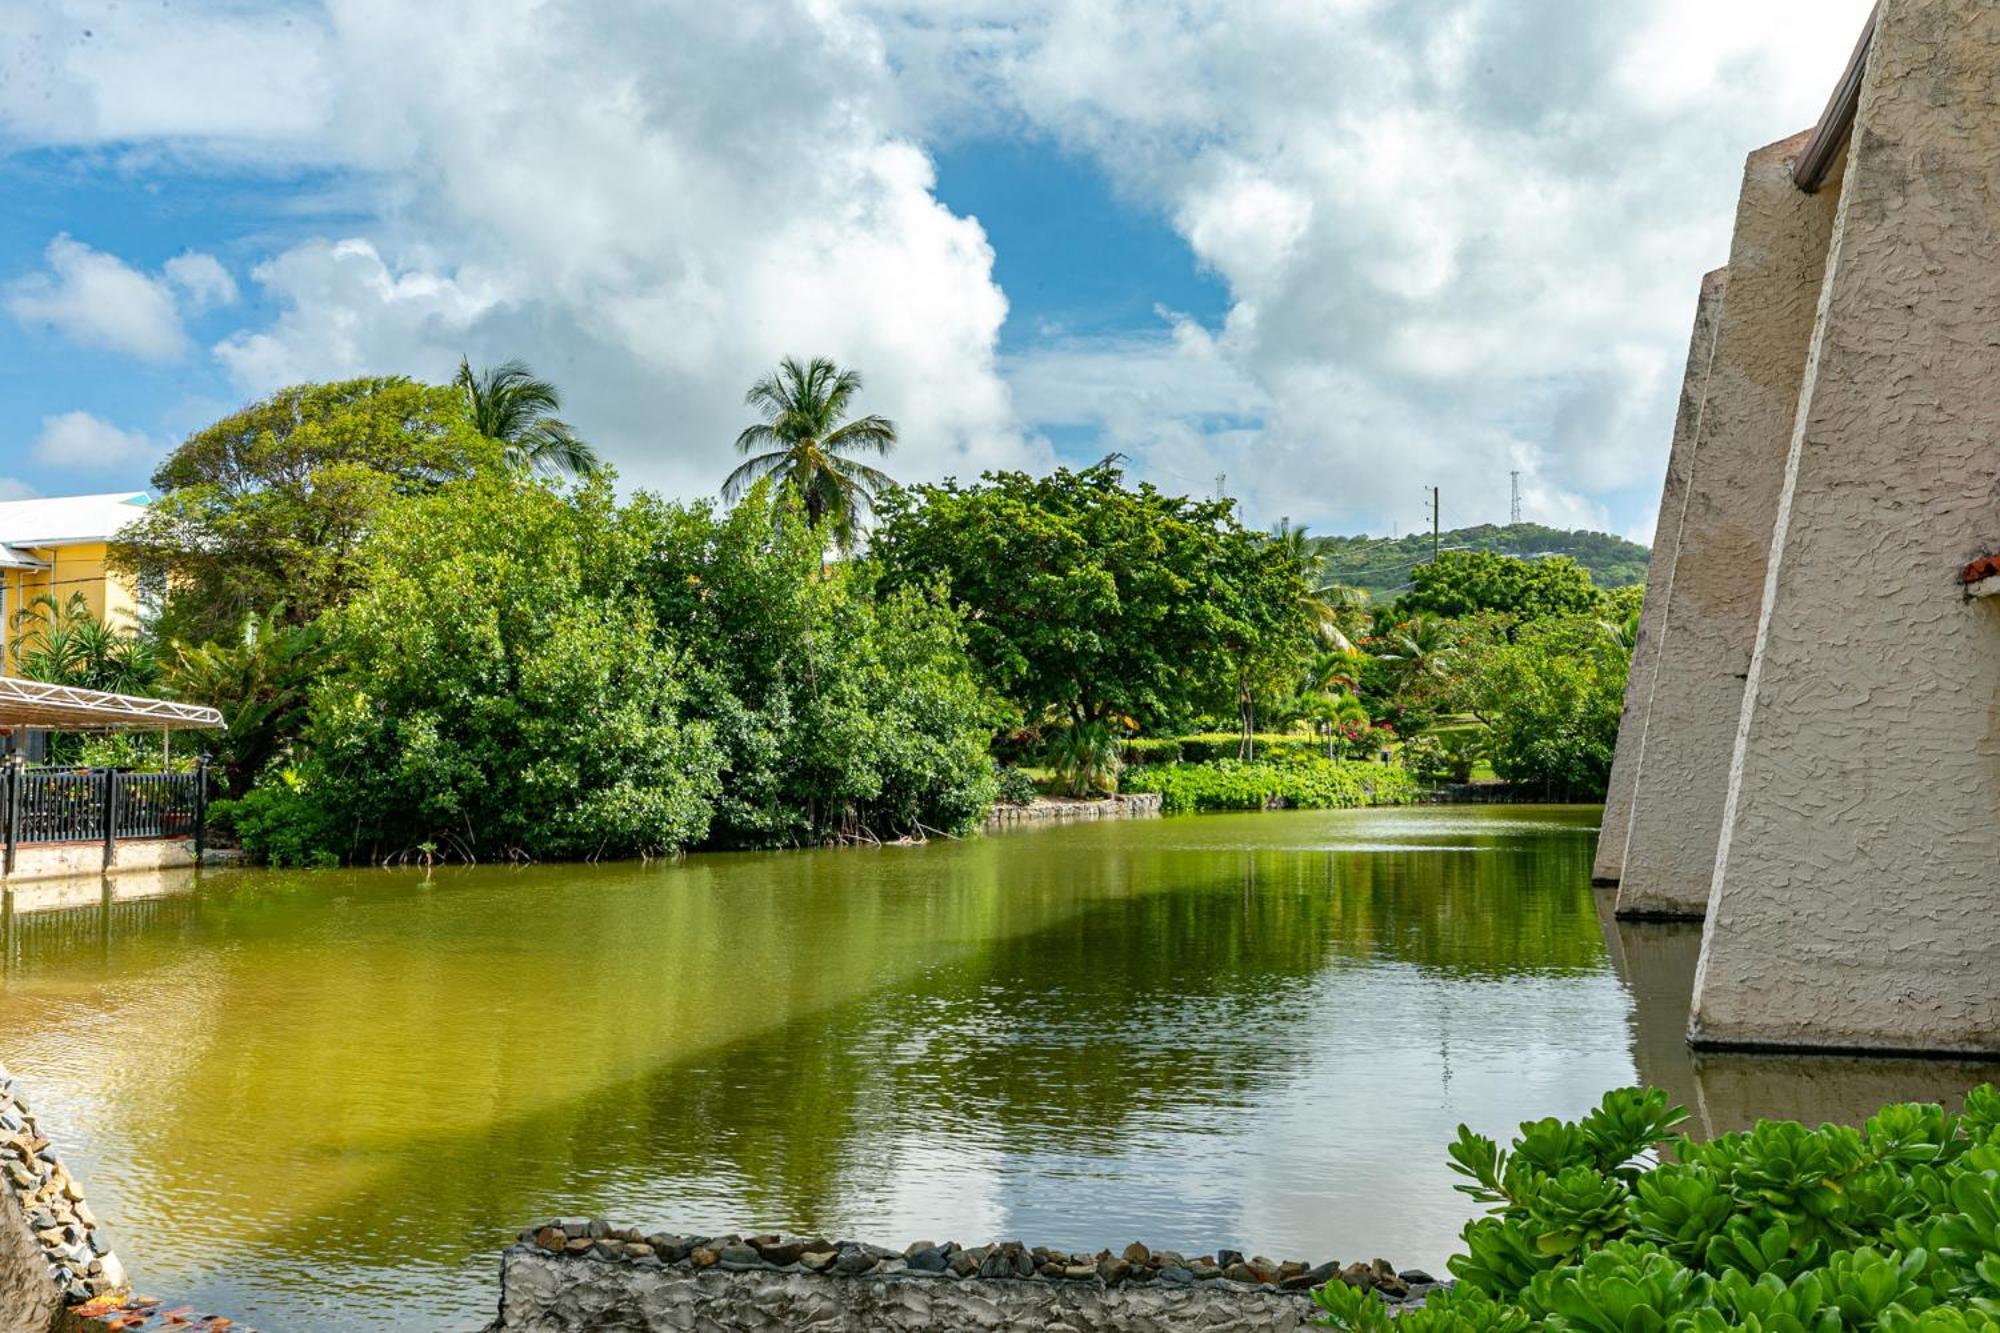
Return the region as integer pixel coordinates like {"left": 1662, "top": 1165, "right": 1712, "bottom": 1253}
{"left": 0, "top": 0, "right": 1878, "bottom": 540}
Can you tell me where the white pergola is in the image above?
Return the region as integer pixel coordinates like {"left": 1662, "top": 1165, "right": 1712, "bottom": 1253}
{"left": 0, "top": 677, "right": 223, "bottom": 733}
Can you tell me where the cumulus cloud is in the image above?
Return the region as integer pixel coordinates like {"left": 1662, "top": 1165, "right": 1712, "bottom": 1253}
{"left": 2, "top": 0, "right": 1877, "bottom": 531}
{"left": 867, "top": 0, "right": 1876, "bottom": 531}
{"left": 6, "top": 234, "right": 189, "bottom": 361}
{"left": 6, "top": 234, "right": 240, "bottom": 363}
{"left": 30, "top": 411, "right": 156, "bottom": 472}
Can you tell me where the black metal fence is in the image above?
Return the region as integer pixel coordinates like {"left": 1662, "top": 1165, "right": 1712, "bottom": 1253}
{"left": 2, "top": 759, "right": 208, "bottom": 876}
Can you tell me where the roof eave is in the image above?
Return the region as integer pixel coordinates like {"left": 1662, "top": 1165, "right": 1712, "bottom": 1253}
{"left": 1794, "top": 3, "right": 1879, "bottom": 193}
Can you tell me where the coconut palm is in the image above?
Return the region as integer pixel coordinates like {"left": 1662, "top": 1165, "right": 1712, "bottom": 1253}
{"left": 455, "top": 357, "right": 602, "bottom": 479}
{"left": 724, "top": 357, "right": 897, "bottom": 551}
{"left": 1269, "top": 520, "right": 1369, "bottom": 650}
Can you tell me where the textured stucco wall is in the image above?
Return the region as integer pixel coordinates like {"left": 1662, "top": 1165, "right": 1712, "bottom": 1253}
{"left": 492, "top": 1247, "right": 1321, "bottom": 1333}
{"left": 1693, "top": 0, "right": 2000, "bottom": 1053}
{"left": 1614, "top": 133, "right": 1844, "bottom": 918}
{"left": 0, "top": 839, "right": 199, "bottom": 886}
{"left": 1593, "top": 268, "right": 1729, "bottom": 886}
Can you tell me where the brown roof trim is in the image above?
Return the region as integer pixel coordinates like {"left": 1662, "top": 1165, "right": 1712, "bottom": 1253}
{"left": 1795, "top": 3, "right": 1879, "bottom": 193}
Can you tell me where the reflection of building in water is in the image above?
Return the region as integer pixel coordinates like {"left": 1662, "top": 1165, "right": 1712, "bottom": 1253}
{"left": 0, "top": 870, "right": 202, "bottom": 972}
{"left": 1595, "top": 902, "right": 2000, "bottom": 1136}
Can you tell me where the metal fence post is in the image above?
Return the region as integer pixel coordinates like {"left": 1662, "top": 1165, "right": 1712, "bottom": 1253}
{"left": 194, "top": 755, "right": 210, "bottom": 864}
{"left": 2, "top": 755, "right": 17, "bottom": 880}
{"left": 101, "top": 769, "right": 119, "bottom": 871}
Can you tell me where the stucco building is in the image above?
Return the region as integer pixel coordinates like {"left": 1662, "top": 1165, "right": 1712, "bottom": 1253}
{"left": 0, "top": 492, "right": 151, "bottom": 672}
{"left": 1605, "top": 0, "right": 2000, "bottom": 1054}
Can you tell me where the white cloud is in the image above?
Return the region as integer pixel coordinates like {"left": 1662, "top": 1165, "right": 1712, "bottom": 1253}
{"left": 6, "top": 234, "right": 188, "bottom": 361}
{"left": 164, "top": 252, "right": 239, "bottom": 311}
{"left": 0, "top": 478, "right": 35, "bottom": 502}
{"left": 0, "top": 0, "right": 1879, "bottom": 534}
{"left": 30, "top": 411, "right": 157, "bottom": 473}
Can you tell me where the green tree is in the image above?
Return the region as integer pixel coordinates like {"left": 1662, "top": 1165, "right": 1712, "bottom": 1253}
{"left": 1471, "top": 614, "right": 1629, "bottom": 797}
{"left": 633, "top": 483, "right": 997, "bottom": 845}
{"left": 722, "top": 357, "right": 897, "bottom": 552}
{"left": 1398, "top": 549, "right": 1603, "bottom": 623}
{"left": 294, "top": 477, "right": 720, "bottom": 863}
{"left": 162, "top": 609, "right": 334, "bottom": 798}
{"left": 872, "top": 462, "right": 1313, "bottom": 739}
{"left": 454, "top": 356, "right": 602, "bottom": 479}
{"left": 113, "top": 378, "right": 502, "bottom": 642}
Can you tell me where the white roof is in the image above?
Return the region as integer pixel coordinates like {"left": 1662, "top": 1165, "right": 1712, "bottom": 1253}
{"left": 0, "top": 492, "right": 150, "bottom": 551}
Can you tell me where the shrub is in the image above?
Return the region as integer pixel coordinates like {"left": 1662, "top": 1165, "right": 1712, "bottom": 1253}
{"left": 1122, "top": 756, "right": 1421, "bottom": 814}
{"left": 993, "top": 763, "right": 1039, "bottom": 806}
{"left": 1177, "top": 732, "right": 1323, "bottom": 764}
{"left": 1313, "top": 1085, "right": 2000, "bottom": 1333}
{"left": 1120, "top": 737, "right": 1185, "bottom": 767}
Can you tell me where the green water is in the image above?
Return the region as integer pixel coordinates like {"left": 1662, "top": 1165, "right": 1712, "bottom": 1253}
{"left": 1, "top": 806, "right": 1994, "bottom": 1329}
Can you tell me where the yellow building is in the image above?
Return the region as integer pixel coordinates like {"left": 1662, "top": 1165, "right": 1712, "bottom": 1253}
{"left": 0, "top": 492, "right": 152, "bottom": 672}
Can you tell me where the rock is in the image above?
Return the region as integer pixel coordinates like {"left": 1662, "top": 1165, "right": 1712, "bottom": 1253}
{"left": 1222, "top": 1262, "right": 1259, "bottom": 1284}
{"left": 976, "top": 1251, "right": 1014, "bottom": 1279}
{"left": 1123, "top": 1241, "right": 1152, "bottom": 1265}
{"left": 872, "top": 1258, "right": 908, "bottom": 1276}
{"left": 1217, "top": 1249, "right": 1246, "bottom": 1269}
{"left": 1278, "top": 1260, "right": 1308, "bottom": 1281}
{"left": 564, "top": 1237, "right": 595, "bottom": 1255}
{"left": 1098, "top": 1258, "right": 1131, "bottom": 1284}
{"left": 1061, "top": 1264, "right": 1098, "bottom": 1281}
{"left": 1282, "top": 1262, "right": 1339, "bottom": 1292}
{"left": 625, "top": 1243, "right": 655, "bottom": 1259}
{"left": 1157, "top": 1266, "right": 1195, "bottom": 1284}
{"left": 903, "top": 1239, "right": 938, "bottom": 1259}
{"left": 1154, "top": 1251, "right": 1186, "bottom": 1270}
{"left": 717, "top": 1244, "right": 761, "bottom": 1268}
{"left": 1036, "top": 1261, "right": 1064, "bottom": 1278}
{"left": 755, "top": 1237, "right": 807, "bottom": 1266}
{"left": 1400, "top": 1269, "right": 1438, "bottom": 1285}
{"left": 533, "top": 1227, "right": 565, "bottom": 1253}
{"left": 1249, "top": 1256, "right": 1279, "bottom": 1282}
{"left": 948, "top": 1251, "right": 979, "bottom": 1277}
{"left": 801, "top": 1250, "right": 837, "bottom": 1273}
{"left": 906, "top": 1246, "right": 949, "bottom": 1273}
{"left": 1339, "top": 1262, "right": 1375, "bottom": 1289}
{"left": 832, "top": 1248, "right": 875, "bottom": 1277}
{"left": 690, "top": 1246, "right": 722, "bottom": 1268}
{"left": 586, "top": 1219, "right": 610, "bottom": 1240}
{"left": 648, "top": 1234, "right": 692, "bottom": 1261}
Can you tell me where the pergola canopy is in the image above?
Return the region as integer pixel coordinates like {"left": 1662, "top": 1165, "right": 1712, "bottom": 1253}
{"left": 0, "top": 676, "right": 223, "bottom": 733}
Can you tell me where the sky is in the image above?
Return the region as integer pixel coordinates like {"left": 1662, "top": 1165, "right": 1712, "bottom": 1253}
{"left": 0, "top": 0, "right": 1877, "bottom": 542}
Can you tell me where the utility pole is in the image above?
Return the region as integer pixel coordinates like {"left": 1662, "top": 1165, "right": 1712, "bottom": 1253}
{"left": 1427, "top": 486, "right": 1441, "bottom": 561}
{"left": 1509, "top": 471, "right": 1522, "bottom": 525}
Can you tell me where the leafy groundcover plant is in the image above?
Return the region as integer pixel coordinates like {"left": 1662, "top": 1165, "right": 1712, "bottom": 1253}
{"left": 1313, "top": 1086, "right": 2000, "bottom": 1332}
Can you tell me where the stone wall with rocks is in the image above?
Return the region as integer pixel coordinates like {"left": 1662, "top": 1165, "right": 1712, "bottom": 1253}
{"left": 0, "top": 1060, "right": 125, "bottom": 1330}
{"left": 984, "top": 793, "right": 1162, "bottom": 830}
{"left": 490, "top": 1222, "right": 1440, "bottom": 1332}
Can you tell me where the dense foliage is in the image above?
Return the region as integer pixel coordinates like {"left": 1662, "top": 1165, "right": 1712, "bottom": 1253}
{"left": 1399, "top": 550, "right": 1604, "bottom": 623}
{"left": 113, "top": 378, "right": 500, "bottom": 642}
{"left": 1470, "top": 617, "right": 1628, "bottom": 797}
{"left": 1123, "top": 756, "right": 1420, "bottom": 814}
{"left": 873, "top": 461, "right": 1314, "bottom": 737}
{"left": 222, "top": 479, "right": 996, "bottom": 864}
{"left": 1317, "top": 524, "right": 1650, "bottom": 601}
{"left": 1315, "top": 1085, "right": 2000, "bottom": 1333}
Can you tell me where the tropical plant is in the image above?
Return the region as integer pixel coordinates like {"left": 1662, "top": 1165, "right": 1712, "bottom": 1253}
{"left": 1123, "top": 755, "right": 1420, "bottom": 814}
{"left": 722, "top": 357, "right": 897, "bottom": 552}
{"left": 1315, "top": 1085, "right": 2000, "bottom": 1332}
{"left": 1047, "top": 721, "right": 1121, "bottom": 797}
{"left": 454, "top": 356, "right": 602, "bottom": 479}
{"left": 163, "top": 608, "right": 335, "bottom": 798}
{"left": 9, "top": 592, "right": 159, "bottom": 694}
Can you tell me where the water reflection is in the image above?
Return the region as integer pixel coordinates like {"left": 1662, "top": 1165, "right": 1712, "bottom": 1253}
{"left": 1594, "top": 895, "right": 2000, "bottom": 1132}
{"left": 0, "top": 810, "right": 1992, "bottom": 1330}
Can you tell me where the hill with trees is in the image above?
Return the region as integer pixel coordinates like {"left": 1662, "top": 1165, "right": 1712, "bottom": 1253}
{"left": 1313, "top": 523, "right": 1649, "bottom": 600}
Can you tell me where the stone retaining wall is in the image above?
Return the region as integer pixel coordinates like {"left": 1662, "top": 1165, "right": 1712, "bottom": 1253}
{"left": 984, "top": 793, "right": 1163, "bottom": 830}
{"left": 0, "top": 1061, "right": 125, "bottom": 1331}
{"left": 491, "top": 1223, "right": 1437, "bottom": 1333}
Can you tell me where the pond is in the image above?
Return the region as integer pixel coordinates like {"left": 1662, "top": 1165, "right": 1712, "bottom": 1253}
{"left": 1, "top": 806, "right": 1994, "bottom": 1329}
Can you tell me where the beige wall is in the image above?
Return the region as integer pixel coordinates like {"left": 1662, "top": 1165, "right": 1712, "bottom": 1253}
{"left": 1614, "top": 134, "right": 1844, "bottom": 919}
{"left": 1593, "top": 268, "right": 1728, "bottom": 886}
{"left": 1693, "top": 0, "right": 2000, "bottom": 1054}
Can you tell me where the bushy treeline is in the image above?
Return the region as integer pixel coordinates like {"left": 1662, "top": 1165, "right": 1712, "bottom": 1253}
{"left": 1314, "top": 1085, "right": 2000, "bottom": 1333}
{"left": 225, "top": 480, "right": 997, "bottom": 865}
{"left": 1123, "top": 757, "right": 1421, "bottom": 815}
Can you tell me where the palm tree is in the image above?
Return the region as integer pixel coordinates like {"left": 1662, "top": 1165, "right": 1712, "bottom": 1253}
{"left": 724, "top": 357, "right": 897, "bottom": 551}
{"left": 455, "top": 357, "right": 602, "bottom": 479}
{"left": 1269, "top": 520, "right": 1369, "bottom": 651}
{"left": 10, "top": 592, "right": 159, "bottom": 694}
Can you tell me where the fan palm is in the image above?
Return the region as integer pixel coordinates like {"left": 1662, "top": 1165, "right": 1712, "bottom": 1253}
{"left": 723, "top": 357, "right": 897, "bottom": 551}
{"left": 455, "top": 357, "right": 602, "bottom": 479}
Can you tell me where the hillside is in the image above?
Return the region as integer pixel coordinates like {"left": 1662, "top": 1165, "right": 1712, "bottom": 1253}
{"left": 1313, "top": 523, "right": 1649, "bottom": 601}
